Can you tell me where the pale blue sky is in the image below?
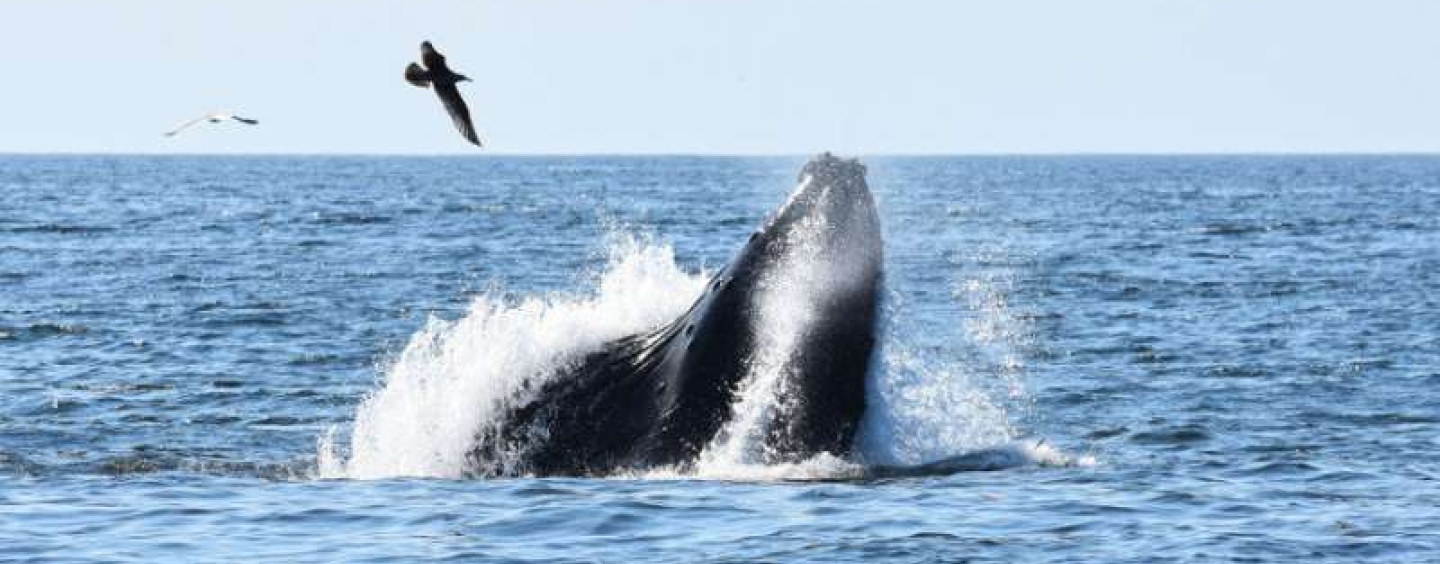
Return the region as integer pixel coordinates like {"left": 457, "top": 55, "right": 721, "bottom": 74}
{"left": 3, "top": 1, "right": 1437, "bottom": 154}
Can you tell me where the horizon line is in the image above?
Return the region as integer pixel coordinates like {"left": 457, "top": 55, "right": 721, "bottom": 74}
{"left": 5, "top": 150, "right": 1440, "bottom": 158}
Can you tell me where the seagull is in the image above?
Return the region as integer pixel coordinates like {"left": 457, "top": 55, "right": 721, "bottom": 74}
{"left": 164, "top": 112, "right": 259, "bottom": 137}
{"left": 404, "top": 41, "right": 482, "bottom": 146}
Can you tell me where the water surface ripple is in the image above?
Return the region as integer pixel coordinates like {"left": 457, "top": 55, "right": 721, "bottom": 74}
{"left": 2, "top": 155, "right": 1437, "bottom": 562}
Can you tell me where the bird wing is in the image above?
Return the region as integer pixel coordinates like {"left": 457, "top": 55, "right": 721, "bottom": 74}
{"left": 404, "top": 63, "right": 431, "bottom": 88}
{"left": 230, "top": 116, "right": 259, "bottom": 125}
{"left": 433, "top": 83, "right": 482, "bottom": 146}
{"left": 164, "top": 115, "right": 209, "bottom": 137}
{"left": 420, "top": 42, "right": 449, "bottom": 72}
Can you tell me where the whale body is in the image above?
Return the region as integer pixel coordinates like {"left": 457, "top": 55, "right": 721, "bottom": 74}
{"left": 468, "top": 154, "right": 883, "bottom": 477}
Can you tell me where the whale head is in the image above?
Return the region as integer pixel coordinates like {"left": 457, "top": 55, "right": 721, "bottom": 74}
{"left": 468, "top": 153, "right": 884, "bottom": 476}
{"left": 666, "top": 152, "right": 884, "bottom": 464}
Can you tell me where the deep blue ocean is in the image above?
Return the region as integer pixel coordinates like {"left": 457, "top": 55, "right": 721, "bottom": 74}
{"left": 2, "top": 155, "right": 1437, "bottom": 562}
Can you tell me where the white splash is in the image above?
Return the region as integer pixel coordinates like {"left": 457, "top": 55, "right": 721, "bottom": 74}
{"left": 856, "top": 343, "right": 1017, "bottom": 466}
{"left": 647, "top": 452, "right": 865, "bottom": 482}
{"left": 318, "top": 235, "right": 707, "bottom": 479}
{"left": 855, "top": 265, "right": 1031, "bottom": 467}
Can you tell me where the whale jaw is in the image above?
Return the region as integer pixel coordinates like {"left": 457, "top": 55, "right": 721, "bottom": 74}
{"left": 466, "top": 154, "right": 883, "bottom": 477}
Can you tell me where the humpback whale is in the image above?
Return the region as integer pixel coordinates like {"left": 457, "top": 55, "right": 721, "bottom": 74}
{"left": 467, "top": 154, "right": 883, "bottom": 477}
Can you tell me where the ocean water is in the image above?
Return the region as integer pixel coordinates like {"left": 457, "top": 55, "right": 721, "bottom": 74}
{"left": 1, "top": 155, "right": 1437, "bottom": 562}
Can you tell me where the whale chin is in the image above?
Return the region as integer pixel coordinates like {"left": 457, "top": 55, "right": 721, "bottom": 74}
{"left": 467, "top": 153, "right": 884, "bottom": 477}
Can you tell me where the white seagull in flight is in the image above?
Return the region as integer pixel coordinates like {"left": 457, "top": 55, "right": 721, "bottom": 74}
{"left": 164, "top": 111, "right": 259, "bottom": 137}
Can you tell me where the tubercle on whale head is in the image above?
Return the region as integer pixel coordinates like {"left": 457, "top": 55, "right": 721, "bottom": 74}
{"left": 679, "top": 149, "right": 882, "bottom": 395}
{"left": 671, "top": 153, "right": 878, "bottom": 333}
{"left": 752, "top": 152, "right": 876, "bottom": 239}
{"left": 798, "top": 152, "right": 868, "bottom": 187}
{"left": 718, "top": 152, "right": 880, "bottom": 288}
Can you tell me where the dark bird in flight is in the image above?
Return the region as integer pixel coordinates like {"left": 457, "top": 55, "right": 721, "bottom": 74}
{"left": 164, "top": 112, "right": 259, "bottom": 137}
{"left": 405, "top": 41, "right": 482, "bottom": 146}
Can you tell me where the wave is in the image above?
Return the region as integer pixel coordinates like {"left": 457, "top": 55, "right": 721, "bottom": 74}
{"left": 632, "top": 441, "right": 1091, "bottom": 482}
{"left": 2, "top": 223, "right": 117, "bottom": 235}
{"left": 0, "top": 322, "right": 90, "bottom": 341}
